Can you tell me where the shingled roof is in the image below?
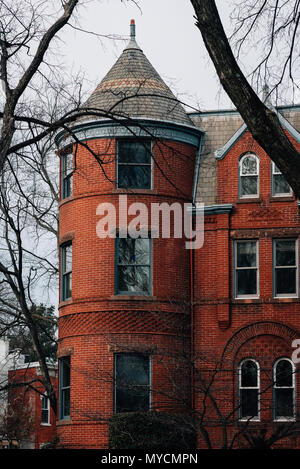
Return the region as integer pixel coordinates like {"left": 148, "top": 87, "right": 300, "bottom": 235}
{"left": 81, "top": 20, "right": 194, "bottom": 127}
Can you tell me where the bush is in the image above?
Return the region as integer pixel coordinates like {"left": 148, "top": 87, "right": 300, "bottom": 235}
{"left": 109, "top": 411, "right": 197, "bottom": 450}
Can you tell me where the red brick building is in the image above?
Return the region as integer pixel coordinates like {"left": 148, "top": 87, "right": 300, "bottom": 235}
{"left": 7, "top": 363, "right": 57, "bottom": 449}
{"left": 55, "top": 21, "right": 300, "bottom": 449}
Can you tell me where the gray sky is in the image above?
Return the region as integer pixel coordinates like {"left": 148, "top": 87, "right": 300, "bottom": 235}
{"left": 61, "top": 0, "right": 235, "bottom": 111}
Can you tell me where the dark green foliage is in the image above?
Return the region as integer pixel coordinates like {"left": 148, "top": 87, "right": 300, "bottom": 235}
{"left": 8, "top": 303, "right": 57, "bottom": 363}
{"left": 109, "top": 411, "right": 197, "bottom": 450}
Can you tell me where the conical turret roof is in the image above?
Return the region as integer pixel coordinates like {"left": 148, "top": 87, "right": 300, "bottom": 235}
{"left": 82, "top": 20, "right": 194, "bottom": 127}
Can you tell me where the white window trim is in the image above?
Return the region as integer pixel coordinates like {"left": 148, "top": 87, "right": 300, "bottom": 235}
{"left": 40, "top": 395, "right": 51, "bottom": 426}
{"left": 234, "top": 240, "right": 259, "bottom": 299}
{"left": 238, "top": 153, "right": 260, "bottom": 199}
{"left": 238, "top": 358, "right": 261, "bottom": 422}
{"left": 271, "top": 161, "right": 292, "bottom": 197}
{"left": 273, "top": 358, "right": 296, "bottom": 422}
{"left": 273, "top": 238, "right": 298, "bottom": 298}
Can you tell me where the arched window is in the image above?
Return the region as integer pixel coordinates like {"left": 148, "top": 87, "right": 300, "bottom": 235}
{"left": 273, "top": 358, "right": 295, "bottom": 420}
{"left": 239, "top": 153, "right": 259, "bottom": 198}
{"left": 238, "top": 359, "right": 260, "bottom": 420}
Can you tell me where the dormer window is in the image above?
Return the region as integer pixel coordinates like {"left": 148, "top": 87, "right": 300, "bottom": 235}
{"left": 239, "top": 153, "right": 259, "bottom": 198}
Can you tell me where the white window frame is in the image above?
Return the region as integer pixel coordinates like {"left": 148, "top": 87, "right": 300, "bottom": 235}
{"left": 238, "top": 359, "right": 260, "bottom": 422}
{"left": 273, "top": 238, "right": 298, "bottom": 298}
{"left": 41, "top": 395, "right": 50, "bottom": 426}
{"left": 271, "top": 162, "right": 292, "bottom": 197}
{"left": 273, "top": 358, "right": 296, "bottom": 422}
{"left": 238, "top": 153, "right": 259, "bottom": 199}
{"left": 234, "top": 240, "right": 259, "bottom": 299}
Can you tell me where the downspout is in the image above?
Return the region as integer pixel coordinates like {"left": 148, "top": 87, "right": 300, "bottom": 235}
{"left": 190, "top": 134, "right": 204, "bottom": 412}
{"left": 190, "top": 221, "right": 195, "bottom": 412}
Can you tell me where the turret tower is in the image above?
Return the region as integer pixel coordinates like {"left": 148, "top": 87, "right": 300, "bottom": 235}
{"left": 56, "top": 21, "right": 203, "bottom": 448}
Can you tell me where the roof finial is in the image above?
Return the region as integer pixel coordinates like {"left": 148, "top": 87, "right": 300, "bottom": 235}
{"left": 124, "top": 19, "right": 142, "bottom": 51}
{"left": 130, "top": 19, "right": 135, "bottom": 39}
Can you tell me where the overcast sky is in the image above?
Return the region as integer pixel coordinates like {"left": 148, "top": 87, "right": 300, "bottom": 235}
{"left": 61, "top": 0, "right": 235, "bottom": 112}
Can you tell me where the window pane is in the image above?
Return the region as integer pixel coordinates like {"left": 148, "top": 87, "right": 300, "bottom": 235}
{"left": 276, "top": 241, "right": 296, "bottom": 266}
{"left": 115, "top": 354, "right": 150, "bottom": 413}
{"left": 237, "top": 269, "right": 257, "bottom": 296}
{"left": 241, "top": 155, "right": 257, "bottom": 175}
{"left": 275, "top": 268, "right": 296, "bottom": 295}
{"left": 60, "top": 357, "right": 70, "bottom": 419}
{"left": 241, "top": 361, "right": 258, "bottom": 387}
{"left": 63, "top": 175, "right": 73, "bottom": 199}
{"left": 275, "top": 389, "right": 294, "bottom": 418}
{"left": 237, "top": 242, "right": 257, "bottom": 267}
{"left": 118, "top": 266, "right": 150, "bottom": 293}
{"left": 118, "top": 238, "right": 150, "bottom": 265}
{"left": 276, "top": 360, "right": 293, "bottom": 387}
{"left": 240, "top": 176, "right": 258, "bottom": 196}
{"left": 41, "top": 410, "right": 49, "bottom": 424}
{"left": 240, "top": 389, "right": 258, "bottom": 418}
{"left": 62, "top": 388, "right": 70, "bottom": 417}
{"left": 117, "top": 354, "right": 149, "bottom": 385}
{"left": 118, "top": 141, "right": 151, "bottom": 164}
{"left": 62, "top": 359, "right": 70, "bottom": 388}
{"left": 63, "top": 153, "right": 73, "bottom": 176}
{"left": 118, "top": 165, "right": 151, "bottom": 189}
{"left": 63, "top": 244, "right": 72, "bottom": 273}
{"left": 274, "top": 174, "right": 291, "bottom": 195}
{"left": 63, "top": 272, "right": 72, "bottom": 299}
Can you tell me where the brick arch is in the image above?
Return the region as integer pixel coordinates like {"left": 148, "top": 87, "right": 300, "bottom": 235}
{"left": 221, "top": 321, "right": 299, "bottom": 369}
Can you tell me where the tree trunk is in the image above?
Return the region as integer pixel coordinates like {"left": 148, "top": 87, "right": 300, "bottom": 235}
{"left": 190, "top": 0, "right": 300, "bottom": 197}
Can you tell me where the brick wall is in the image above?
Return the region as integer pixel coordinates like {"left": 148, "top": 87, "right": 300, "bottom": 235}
{"left": 193, "top": 122, "right": 300, "bottom": 448}
{"left": 57, "top": 136, "right": 197, "bottom": 448}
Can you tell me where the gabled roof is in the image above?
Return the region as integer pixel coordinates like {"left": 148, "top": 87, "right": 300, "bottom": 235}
{"left": 214, "top": 107, "right": 300, "bottom": 160}
{"left": 81, "top": 20, "right": 194, "bottom": 127}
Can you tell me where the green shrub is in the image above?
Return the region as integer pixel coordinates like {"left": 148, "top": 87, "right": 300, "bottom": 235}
{"left": 109, "top": 411, "right": 197, "bottom": 450}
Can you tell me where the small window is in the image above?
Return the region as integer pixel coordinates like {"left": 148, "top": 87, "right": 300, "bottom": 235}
{"left": 116, "top": 237, "right": 151, "bottom": 295}
{"left": 61, "top": 242, "right": 72, "bottom": 301}
{"left": 271, "top": 162, "right": 292, "bottom": 196}
{"left": 238, "top": 359, "right": 260, "bottom": 420}
{"left": 41, "top": 396, "right": 50, "bottom": 425}
{"left": 114, "top": 354, "right": 151, "bottom": 413}
{"left": 273, "top": 239, "right": 298, "bottom": 297}
{"left": 117, "top": 139, "right": 152, "bottom": 189}
{"left": 234, "top": 240, "right": 259, "bottom": 298}
{"left": 59, "top": 356, "right": 70, "bottom": 420}
{"left": 239, "top": 153, "right": 259, "bottom": 198}
{"left": 273, "top": 358, "right": 295, "bottom": 421}
{"left": 61, "top": 149, "right": 73, "bottom": 199}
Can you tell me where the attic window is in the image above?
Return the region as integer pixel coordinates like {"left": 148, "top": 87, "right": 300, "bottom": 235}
{"left": 117, "top": 139, "right": 152, "bottom": 189}
{"left": 239, "top": 153, "right": 259, "bottom": 198}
